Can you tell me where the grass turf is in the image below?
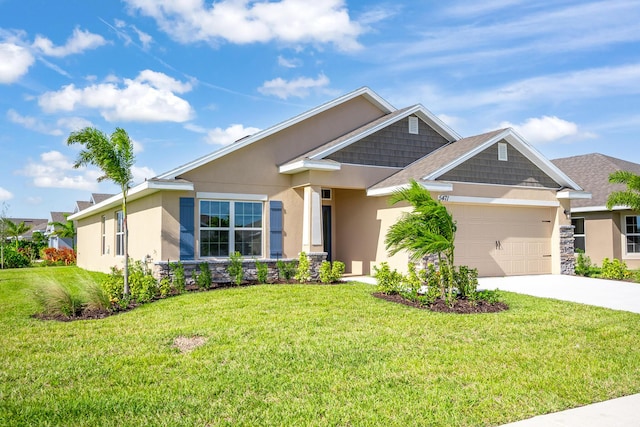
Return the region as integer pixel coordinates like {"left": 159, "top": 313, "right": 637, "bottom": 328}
{"left": 1, "top": 266, "right": 640, "bottom": 426}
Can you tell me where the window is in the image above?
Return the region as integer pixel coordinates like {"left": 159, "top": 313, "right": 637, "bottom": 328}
{"left": 200, "top": 200, "right": 262, "bottom": 257}
{"left": 572, "top": 217, "right": 585, "bottom": 252}
{"left": 625, "top": 216, "right": 640, "bottom": 253}
{"left": 498, "top": 142, "right": 508, "bottom": 161}
{"left": 115, "top": 211, "right": 124, "bottom": 256}
{"left": 101, "top": 215, "right": 106, "bottom": 255}
{"left": 408, "top": 116, "right": 419, "bottom": 134}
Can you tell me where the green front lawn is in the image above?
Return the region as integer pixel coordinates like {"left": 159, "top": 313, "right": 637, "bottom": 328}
{"left": 1, "top": 266, "right": 640, "bottom": 426}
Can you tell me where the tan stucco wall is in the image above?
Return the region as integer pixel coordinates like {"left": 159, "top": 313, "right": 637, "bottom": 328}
{"left": 334, "top": 182, "right": 568, "bottom": 277}
{"left": 580, "top": 210, "right": 640, "bottom": 269}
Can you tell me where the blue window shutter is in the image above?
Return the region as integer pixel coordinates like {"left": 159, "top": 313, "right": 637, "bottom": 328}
{"left": 270, "top": 200, "right": 283, "bottom": 258}
{"left": 179, "top": 197, "right": 195, "bottom": 260}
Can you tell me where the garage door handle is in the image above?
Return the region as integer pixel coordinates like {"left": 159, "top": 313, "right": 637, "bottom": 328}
{"left": 543, "top": 254, "right": 552, "bottom": 257}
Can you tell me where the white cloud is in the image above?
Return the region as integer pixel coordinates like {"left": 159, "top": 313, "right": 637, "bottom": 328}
{"left": 184, "top": 123, "right": 208, "bottom": 133}
{"left": 277, "top": 55, "right": 302, "bottom": 68}
{"left": 131, "top": 139, "right": 144, "bottom": 154}
{"left": 0, "top": 42, "right": 34, "bottom": 83}
{"left": 7, "top": 109, "right": 63, "bottom": 135}
{"left": 18, "top": 151, "right": 101, "bottom": 191}
{"left": 131, "top": 165, "right": 156, "bottom": 184}
{"left": 437, "top": 113, "right": 463, "bottom": 129}
{"left": 0, "top": 187, "right": 13, "bottom": 201}
{"left": 500, "top": 116, "right": 596, "bottom": 144}
{"left": 206, "top": 124, "right": 261, "bottom": 145}
{"left": 38, "top": 70, "right": 194, "bottom": 122}
{"left": 132, "top": 26, "right": 153, "bottom": 50}
{"left": 123, "top": 0, "right": 363, "bottom": 51}
{"left": 26, "top": 196, "right": 42, "bottom": 205}
{"left": 56, "top": 116, "right": 94, "bottom": 132}
{"left": 32, "top": 27, "right": 107, "bottom": 57}
{"left": 258, "top": 74, "right": 330, "bottom": 99}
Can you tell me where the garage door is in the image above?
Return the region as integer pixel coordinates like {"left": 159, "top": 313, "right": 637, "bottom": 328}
{"left": 451, "top": 204, "right": 553, "bottom": 277}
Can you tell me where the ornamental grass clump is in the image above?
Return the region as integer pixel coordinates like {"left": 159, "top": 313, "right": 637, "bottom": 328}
{"left": 33, "top": 282, "right": 84, "bottom": 318}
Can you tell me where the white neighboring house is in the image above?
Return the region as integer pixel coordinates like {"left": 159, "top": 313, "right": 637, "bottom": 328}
{"left": 46, "top": 211, "right": 74, "bottom": 250}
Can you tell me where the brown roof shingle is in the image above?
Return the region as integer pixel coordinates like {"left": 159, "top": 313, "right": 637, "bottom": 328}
{"left": 551, "top": 153, "right": 640, "bottom": 208}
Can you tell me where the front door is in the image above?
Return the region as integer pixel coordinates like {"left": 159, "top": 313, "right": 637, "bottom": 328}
{"left": 322, "top": 206, "right": 332, "bottom": 261}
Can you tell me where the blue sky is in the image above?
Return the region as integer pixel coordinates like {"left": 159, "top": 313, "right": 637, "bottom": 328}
{"left": 1, "top": 0, "right": 639, "bottom": 219}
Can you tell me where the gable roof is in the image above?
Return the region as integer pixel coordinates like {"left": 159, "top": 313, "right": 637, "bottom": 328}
{"left": 552, "top": 153, "right": 640, "bottom": 210}
{"left": 50, "top": 211, "right": 71, "bottom": 224}
{"left": 158, "top": 87, "right": 397, "bottom": 180}
{"left": 369, "top": 128, "right": 582, "bottom": 195}
{"left": 278, "top": 104, "right": 460, "bottom": 173}
{"left": 91, "top": 193, "right": 114, "bottom": 204}
{"left": 3, "top": 217, "right": 48, "bottom": 239}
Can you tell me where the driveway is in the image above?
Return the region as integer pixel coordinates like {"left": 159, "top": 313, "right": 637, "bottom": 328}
{"left": 478, "top": 274, "right": 640, "bottom": 314}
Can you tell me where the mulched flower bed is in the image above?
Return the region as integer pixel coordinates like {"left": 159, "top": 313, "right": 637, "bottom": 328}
{"left": 372, "top": 292, "right": 509, "bottom": 314}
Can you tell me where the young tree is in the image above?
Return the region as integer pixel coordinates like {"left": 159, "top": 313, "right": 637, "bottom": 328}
{"left": 606, "top": 171, "right": 640, "bottom": 211}
{"left": 3, "top": 220, "right": 32, "bottom": 249}
{"left": 385, "top": 179, "right": 457, "bottom": 299}
{"left": 67, "top": 127, "right": 135, "bottom": 296}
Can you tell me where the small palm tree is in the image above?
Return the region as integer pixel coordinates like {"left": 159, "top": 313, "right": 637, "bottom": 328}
{"left": 67, "top": 127, "right": 135, "bottom": 296}
{"left": 385, "top": 179, "right": 457, "bottom": 300}
{"left": 49, "top": 215, "right": 76, "bottom": 249}
{"left": 3, "top": 219, "right": 32, "bottom": 249}
{"left": 606, "top": 171, "right": 640, "bottom": 211}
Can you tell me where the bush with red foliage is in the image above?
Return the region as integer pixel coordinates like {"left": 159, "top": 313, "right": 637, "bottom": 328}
{"left": 41, "top": 248, "right": 77, "bottom": 265}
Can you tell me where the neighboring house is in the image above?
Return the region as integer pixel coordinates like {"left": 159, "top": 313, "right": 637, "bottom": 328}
{"left": 46, "top": 211, "right": 74, "bottom": 250}
{"left": 69, "top": 87, "right": 587, "bottom": 277}
{"left": 552, "top": 153, "right": 640, "bottom": 269}
{"left": 3, "top": 218, "right": 48, "bottom": 241}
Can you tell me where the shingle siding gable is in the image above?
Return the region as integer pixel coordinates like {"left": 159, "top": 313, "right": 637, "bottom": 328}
{"left": 325, "top": 116, "right": 449, "bottom": 168}
{"left": 439, "top": 141, "right": 560, "bottom": 188}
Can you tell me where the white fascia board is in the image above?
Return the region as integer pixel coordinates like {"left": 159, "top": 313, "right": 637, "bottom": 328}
{"left": 556, "top": 190, "right": 592, "bottom": 200}
{"left": 422, "top": 128, "right": 583, "bottom": 190}
{"left": 196, "top": 192, "right": 268, "bottom": 201}
{"left": 571, "top": 205, "right": 628, "bottom": 213}
{"left": 311, "top": 105, "right": 459, "bottom": 161}
{"left": 279, "top": 159, "right": 341, "bottom": 174}
{"left": 441, "top": 195, "right": 560, "bottom": 208}
{"left": 367, "top": 182, "right": 453, "bottom": 197}
{"left": 68, "top": 180, "right": 194, "bottom": 220}
{"left": 158, "top": 87, "right": 394, "bottom": 180}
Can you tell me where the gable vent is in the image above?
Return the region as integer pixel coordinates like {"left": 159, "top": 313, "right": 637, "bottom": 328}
{"left": 498, "top": 142, "right": 508, "bottom": 161}
{"left": 408, "top": 116, "right": 419, "bottom": 134}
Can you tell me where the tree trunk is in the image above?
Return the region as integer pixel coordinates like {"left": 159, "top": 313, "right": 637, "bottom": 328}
{"left": 122, "top": 193, "right": 129, "bottom": 297}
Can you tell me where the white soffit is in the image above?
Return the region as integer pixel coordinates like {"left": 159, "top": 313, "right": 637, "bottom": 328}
{"left": 279, "top": 159, "right": 341, "bottom": 174}
{"left": 556, "top": 190, "right": 592, "bottom": 200}
{"left": 367, "top": 181, "right": 453, "bottom": 197}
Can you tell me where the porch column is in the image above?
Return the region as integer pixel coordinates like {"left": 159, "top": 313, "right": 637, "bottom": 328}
{"left": 302, "top": 185, "right": 324, "bottom": 253}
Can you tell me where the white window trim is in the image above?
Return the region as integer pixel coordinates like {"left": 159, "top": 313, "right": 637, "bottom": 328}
{"left": 115, "top": 211, "right": 124, "bottom": 257}
{"left": 624, "top": 215, "right": 640, "bottom": 258}
{"left": 199, "top": 199, "right": 264, "bottom": 258}
{"left": 498, "top": 142, "right": 508, "bottom": 161}
{"left": 408, "top": 116, "right": 419, "bottom": 134}
{"left": 101, "top": 215, "right": 107, "bottom": 255}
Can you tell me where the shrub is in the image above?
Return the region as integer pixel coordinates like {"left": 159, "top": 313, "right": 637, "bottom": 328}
{"left": 373, "top": 262, "right": 403, "bottom": 295}
{"left": 169, "top": 262, "right": 186, "bottom": 294}
{"left": 575, "top": 250, "right": 599, "bottom": 277}
{"left": 102, "top": 266, "right": 124, "bottom": 305}
{"left": 601, "top": 258, "right": 630, "bottom": 281}
{"left": 276, "top": 259, "right": 297, "bottom": 281}
{"left": 41, "top": 248, "right": 76, "bottom": 265}
{"left": 193, "top": 262, "right": 212, "bottom": 290}
{"left": 227, "top": 251, "right": 244, "bottom": 285}
{"left": 128, "top": 261, "right": 159, "bottom": 304}
{"left": 295, "top": 252, "right": 311, "bottom": 283}
{"left": 256, "top": 260, "right": 269, "bottom": 283}
{"left": 33, "top": 282, "right": 83, "bottom": 318}
{"left": 2, "top": 245, "right": 30, "bottom": 269}
{"left": 455, "top": 265, "right": 478, "bottom": 299}
{"left": 318, "top": 260, "right": 346, "bottom": 284}
{"left": 158, "top": 277, "right": 172, "bottom": 297}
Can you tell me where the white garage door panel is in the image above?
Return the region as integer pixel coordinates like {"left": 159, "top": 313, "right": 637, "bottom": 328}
{"left": 452, "top": 205, "right": 553, "bottom": 276}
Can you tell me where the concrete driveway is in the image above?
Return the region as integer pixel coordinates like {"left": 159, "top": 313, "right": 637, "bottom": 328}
{"left": 478, "top": 274, "right": 640, "bottom": 314}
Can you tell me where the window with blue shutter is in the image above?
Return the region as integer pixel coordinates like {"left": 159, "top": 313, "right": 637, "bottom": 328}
{"left": 269, "top": 200, "right": 283, "bottom": 258}
{"left": 179, "top": 197, "right": 195, "bottom": 260}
